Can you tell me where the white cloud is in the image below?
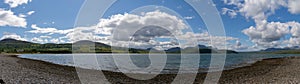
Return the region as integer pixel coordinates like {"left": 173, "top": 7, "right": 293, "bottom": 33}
{"left": 99, "top": 11, "right": 188, "bottom": 42}
{"left": 4, "top": 0, "right": 32, "bottom": 8}
{"left": 39, "top": 35, "right": 52, "bottom": 39}
{"left": 50, "top": 39, "right": 59, "bottom": 43}
{"left": 226, "top": 40, "right": 256, "bottom": 51}
{"left": 27, "top": 11, "right": 35, "bottom": 15}
{"left": 31, "top": 37, "right": 43, "bottom": 43}
{"left": 62, "top": 27, "right": 108, "bottom": 43}
{"left": 224, "top": 0, "right": 300, "bottom": 16}
{"left": 288, "top": 21, "right": 300, "bottom": 37}
{"left": 18, "top": 14, "right": 26, "bottom": 18}
{"left": 287, "top": 0, "right": 300, "bottom": 14}
{"left": 224, "top": 0, "right": 243, "bottom": 6}
{"left": 176, "top": 32, "right": 238, "bottom": 49}
{"left": 283, "top": 37, "right": 299, "bottom": 47}
{"left": 26, "top": 11, "right": 239, "bottom": 50}
{"left": 17, "top": 11, "right": 34, "bottom": 18}
{"left": 242, "top": 20, "right": 290, "bottom": 42}
{"left": 222, "top": 8, "right": 237, "bottom": 18}
{"left": 30, "top": 35, "right": 53, "bottom": 43}
{"left": 1, "top": 32, "right": 27, "bottom": 41}
{"left": 242, "top": 21, "right": 300, "bottom": 48}
{"left": 183, "top": 16, "right": 194, "bottom": 20}
{"left": 238, "top": 0, "right": 287, "bottom": 22}
{"left": 286, "top": 22, "right": 300, "bottom": 47}
{"left": 49, "top": 38, "right": 65, "bottom": 44}
{"left": 27, "top": 11, "right": 190, "bottom": 45}
{"left": 224, "top": 0, "right": 300, "bottom": 49}
{"left": 28, "top": 24, "right": 73, "bottom": 34}
{"left": 0, "top": 9, "right": 27, "bottom": 28}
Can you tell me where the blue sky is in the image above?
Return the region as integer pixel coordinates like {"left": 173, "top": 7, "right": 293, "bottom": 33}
{"left": 0, "top": 0, "right": 299, "bottom": 51}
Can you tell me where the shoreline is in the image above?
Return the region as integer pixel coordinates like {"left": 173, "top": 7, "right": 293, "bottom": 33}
{"left": 1, "top": 54, "right": 300, "bottom": 83}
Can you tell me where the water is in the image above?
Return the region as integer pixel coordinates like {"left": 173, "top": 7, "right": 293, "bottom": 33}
{"left": 18, "top": 54, "right": 299, "bottom": 74}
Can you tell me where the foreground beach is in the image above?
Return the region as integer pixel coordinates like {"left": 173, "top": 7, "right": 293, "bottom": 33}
{"left": 1, "top": 54, "right": 300, "bottom": 83}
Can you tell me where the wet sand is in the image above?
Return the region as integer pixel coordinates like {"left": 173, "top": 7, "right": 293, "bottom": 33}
{"left": 1, "top": 54, "right": 300, "bottom": 83}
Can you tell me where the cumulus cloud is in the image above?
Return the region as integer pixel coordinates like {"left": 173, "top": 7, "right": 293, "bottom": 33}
{"left": 131, "top": 26, "right": 172, "bottom": 42}
{"left": 226, "top": 40, "right": 255, "bottom": 51}
{"left": 67, "top": 11, "right": 187, "bottom": 49}
{"left": 49, "top": 38, "right": 65, "bottom": 44}
{"left": 286, "top": 21, "right": 300, "bottom": 47}
{"left": 224, "top": 0, "right": 300, "bottom": 16}
{"left": 287, "top": 0, "right": 300, "bottom": 14}
{"left": 39, "top": 35, "right": 52, "bottom": 39}
{"left": 288, "top": 21, "right": 300, "bottom": 37}
{"left": 62, "top": 27, "right": 108, "bottom": 43}
{"left": 224, "top": 0, "right": 300, "bottom": 48}
{"left": 98, "top": 10, "right": 187, "bottom": 37}
{"left": 30, "top": 35, "right": 54, "bottom": 43}
{"left": 241, "top": 20, "right": 300, "bottom": 48}
{"left": 18, "top": 14, "right": 26, "bottom": 18}
{"left": 229, "top": 0, "right": 287, "bottom": 22}
{"left": 235, "top": 40, "right": 242, "bottom": 47}
{"left": 0, "top": 9, "right": 27, "bottom": 28}
{"left": 222, "top": 8, "right": 238, "bottom": 18}
{"left": 31, "top": 37, "right": 44, "bottom": 43}
{"left": 1, "top": 32, "right": 27, "bottom": 41}
{"left": 223, "top": 0, "right": 243, "bottom": 6}
{"left": 175, "top": 32, "right": 238, "bottom": 49}
{"left": 284, "top": 38, "right": 300, "bottom": 47}
{"left": 26, "top": 11, "right": 238, "bottom": 50}
{"left": 28, "top": 24, "right": 73, "bottom": 34}
{"left": 242, "top": 20, "right": 290, "bottom": 42}
{"left": 4, "top": 0, "right": 32, "bottom": 8}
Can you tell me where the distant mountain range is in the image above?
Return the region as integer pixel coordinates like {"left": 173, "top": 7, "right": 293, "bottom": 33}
{"left": 263, "top": 46, "right": 300, "bottom": 52}
{"left": 0, "top": 38, "right": 237, "bottom": 54}
{"left": 252, "top": 46, "right": 300, "bottom": 54}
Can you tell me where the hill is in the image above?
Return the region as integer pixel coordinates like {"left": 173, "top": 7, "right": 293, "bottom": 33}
{"left": 0, "top": 38, "right": 33, "bottom": 44}
{"left": 0, "top": 38, "right": 237, "bottom": 54}
{"left": 0, "top": 38, "right": 148, "bottom": 53}
{"left": 244, "top": 47, "right": 300, "bottom": 54}
{"left": 165, "top": 45, "right": 238, "bottom": 54}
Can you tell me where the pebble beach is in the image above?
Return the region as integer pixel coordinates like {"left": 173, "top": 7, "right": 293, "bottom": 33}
{"left": 1, "top": 54, "right": 300, "bottom": 83}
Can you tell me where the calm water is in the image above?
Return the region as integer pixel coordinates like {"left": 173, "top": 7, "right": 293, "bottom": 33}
{"left": 19, "top": 54, "right": 299, "bottom": 74}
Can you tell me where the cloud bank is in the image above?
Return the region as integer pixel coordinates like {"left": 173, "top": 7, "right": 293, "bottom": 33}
{"left": 4, "top": 0, "right": 32, "bottom": 8}
{"left": 224, "top": 0, "right": 300, "bottom": 49}
{"left": 0, "top": 9, "right": 27, "bottom": 28}
{"left": 26, "top": 11, "right": 238, "bottom": 50}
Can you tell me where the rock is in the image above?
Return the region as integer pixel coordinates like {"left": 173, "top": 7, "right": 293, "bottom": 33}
{"left": 0, "top": 79, "right": 5, "bottom": 84}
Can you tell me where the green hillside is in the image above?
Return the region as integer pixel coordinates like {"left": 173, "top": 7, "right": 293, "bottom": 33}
{"left": 0, "top": 38, "right": 237, "bottom": 54}
{"left": 0, "top": 38, "right": 148, "bottom": 53}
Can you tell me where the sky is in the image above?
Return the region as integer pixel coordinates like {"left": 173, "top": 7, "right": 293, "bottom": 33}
{"left": 0, "top": 0, "right": 299, "bottom": 51}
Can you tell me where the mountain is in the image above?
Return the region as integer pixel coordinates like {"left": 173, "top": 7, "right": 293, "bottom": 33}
{"left": 257, "top": 47, "right": 300, "bottom": 54}
{"left": 0, "top": 38, "right": 33, "bottom": 44}
{"left": 0, "top": 38, "right": 147, "bottom": 53}
{"left": 165, "top": 45, "right": 238, "bottom": 54}
{"left": 73, "top": 40, "right": 110, "bottom": 48}
{"left": 166, "top": 44, "right": 208, "bottom": 52}
{"left": 263, "top": 48, "right": 288, "bottom": 51}
{"left": 263, "top": 46, "right": 300, "bottom": 52}
{"left": 165, "top": 47, "right": 181, "bottom": 53}
{"left": 0, "top": 38, "right": 237, "bottom": 54}
{"left": 197, "top": 44, "right": 209, "bottom": 49}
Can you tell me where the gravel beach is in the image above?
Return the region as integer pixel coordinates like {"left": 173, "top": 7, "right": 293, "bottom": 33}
{"left": 1, "top": 54, "right": 300, "bottom": 83}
